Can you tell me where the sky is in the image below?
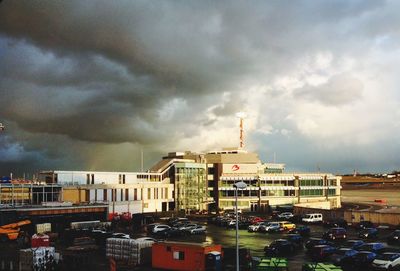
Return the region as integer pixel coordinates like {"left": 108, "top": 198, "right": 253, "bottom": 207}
{"left": 0, "top": 0, "right": 399, "bottom": 176}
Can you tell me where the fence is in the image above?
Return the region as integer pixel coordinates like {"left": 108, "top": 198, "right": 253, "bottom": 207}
{"left": 294, "top": 206, "right": 400, "bottom": 226}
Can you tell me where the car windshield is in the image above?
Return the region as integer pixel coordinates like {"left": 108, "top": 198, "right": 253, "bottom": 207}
{"left": 375, "top": 253, "right": 400, "bottom": 261}
{"left": 270, "top": 223, "right": 279, "bottom": 226}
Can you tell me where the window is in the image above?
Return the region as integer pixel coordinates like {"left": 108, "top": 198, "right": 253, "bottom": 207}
{"left": 118, "top": 174, "right": 122, "bottom": 184}
{"left": 123, "top": 174, "right": 126, "bottom": 184}
{"left": 86, "top": 174, "right": 90, "bottom": 185}
{"left": 125, "top": 189, "right": 129, "bottom": 201}
{"left": 103, "top": 189, "right": 107, "bottom": 201}
{"left": 91, "top": 174, "right": 94, "bottom": 184}
{"left": 134, "top": 188, "right": 137, "bottom": 200}
{"left": 155, "top": 188, "right": 158, "bottom": 199}
{"left": 173, "top": 251, "right": 185, "bottom": 260}
{"left": 148, "top": 188, "right": 151, "bottom": 199}
{"left": 165, "top": 188, "right": 168, "bottom": 199}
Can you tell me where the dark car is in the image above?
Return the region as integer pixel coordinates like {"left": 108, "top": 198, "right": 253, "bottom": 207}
{"left": 355, "top": 221, "right": 374, "bottom": 230}
{"left": 351, "top": 251, "right": 377, "bottom": 269}
{"left": 309, "top": 245, "right": 337, "bottom": 261}
{"left": 387, "top": 230, "right": 400, "bottom": 245}
{"left": 288, "top": 214, "right": 305, "bottom": 223}
{"left": 264, "top": 239, "right": 295, "bottom": 256}
{"left": 323, "top": 218, "right": 348, "bottom": 228}
{"left": 323, "top": 227, "right": 347, "bottom": 241}
{"left": 286, "top": 234, "right": 304, "bottom": 249}
{"left": 357, "top": 242, "right": 385, "bottom": 253}
{"left": 329, "top": 248, "right": 358, "bottom": 266}
{"left": 288, "top": 225, "right": 311, "bottom": 236}
{"left": 223, "top": 248, "right": 252, "bottom": 271}
{"left": 340, "top": 239, "right": 365, "bottom": 250}
{"left": 156, "top": 227, "right": 184, "bottom": 238}
{"left": 359, "top": 227, "right": 378, "bottom": 239}
{"left": 305, "top": 238, "right": 332, "bottom": 250}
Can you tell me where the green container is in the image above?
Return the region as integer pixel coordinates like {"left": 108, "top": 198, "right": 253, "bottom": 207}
{"left": 256, "top": 257, "right": 288, "bottom": 271}
{"left": 302, "top": 262, "right": 342, "bottom": 271}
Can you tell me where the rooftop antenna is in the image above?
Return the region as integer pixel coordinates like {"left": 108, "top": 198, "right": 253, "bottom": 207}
{"left": 236, "top": 112, "right": 247, "bottom": 149}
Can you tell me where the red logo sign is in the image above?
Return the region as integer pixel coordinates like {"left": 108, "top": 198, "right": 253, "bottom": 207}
{"left": 232, "top": 164, "right": 240, "bottom": 171}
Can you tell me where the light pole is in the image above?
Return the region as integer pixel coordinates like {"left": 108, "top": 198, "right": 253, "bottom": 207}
{"left": 233, "top": 181, "right": 247, "bottom": 271}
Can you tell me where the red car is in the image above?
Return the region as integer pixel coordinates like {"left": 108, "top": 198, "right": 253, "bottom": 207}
{"left": 250, "top": 217, "right": 264, "bottom": 224}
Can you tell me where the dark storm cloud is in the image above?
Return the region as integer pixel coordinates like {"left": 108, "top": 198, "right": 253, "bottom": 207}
{"left": 0, "top": 0, "right": 399, "bottom": 175}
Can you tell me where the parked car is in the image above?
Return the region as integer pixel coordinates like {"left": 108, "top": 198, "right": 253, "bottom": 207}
{"left": 280, "top": 221, "right": 296, "bottom": 230}
{"left": 158, "top": 227, "right": 184, "bottom": 237}
{"left": 278, "top": 212, "right": 294, "bottom": 220}
{"left": 135, "top": 237, "right": 157, "bottom": 242}
{"left": 223, "top": 248, "right": 252, "bottom": 271}
{"left": 340, "top": 239, "right": 365, "bottom": 250}
{"left": 359, "top": 227, "right": 378, "bottom": 239}
{"left": 249, "top": 216, "right": 264, "bottom": 224}
{"left": 167, "top": 217, "right": 188, "bottom": 226}
{"left": 323, "top": 227, "right": 347, "bottom": 241}
{"left": 355, "top": 221, "right": 374, "bottom": 230}
{"left": 189, "top": 225, "right": 206, "bottom": 234}
{"left": 248, "top": 222, "right": 265, "bottom": 232}
{"left": 288, "top": 225, "right": 310, "bottom": 236}
{"left": 387, "top": 230, "right": 400, "bottom": 245}
{"left": 309, "top": 245, "right": 337, "bottom": 261}
{"left": 259, "top": 222, "right": 283, "bottom": 233}
{"left": 152, "top": 224, "right": 171, "bottom": 234}
{"left": 302, "top": 213, "right": 323, "bottom": 223}
{"left": 323, "top": 218, "right": 348, "bottom": 228}
{"left": 179, "top": 223, "right": 198, "bottom": 232}
{"left": 329, "top": 248, "right": 358, "bottom": 266}
{"left": 357, "top": 242, "right": 385, "bottom": 253}
{"left": 351, "top": 251, "right": 377, "bottom": 269}
{"left": 372, "top": 252, "right": 400, "bottom": 270}
{"left": 286, "top": 234, "right": 304, "bottom": 249}
{"left": 289, "top": 214, "right": 305, "bottom": 223}
{"left": 264, "top": 239, "right": 295, "bottom": 255}
{"left": 111, "top": 233, "right": 130, "bottom": 239}
{"left": 305, "top": 238, "right": 332, "bottom": 250}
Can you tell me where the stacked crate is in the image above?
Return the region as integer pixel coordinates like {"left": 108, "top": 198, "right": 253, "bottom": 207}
{"left": 106, "top": 238, "right": 154, "bottom": 266}
{"left": 19, "top": 247, "right": 56, "bottom": 271}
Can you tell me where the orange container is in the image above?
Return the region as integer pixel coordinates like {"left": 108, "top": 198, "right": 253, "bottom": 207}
{"left": 152, "top": 241, "right": 222, "bottom": 271}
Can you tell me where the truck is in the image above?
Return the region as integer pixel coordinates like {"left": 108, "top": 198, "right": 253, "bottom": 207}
{"left": 0, "top": 220, "right": 31, "bottom": 242}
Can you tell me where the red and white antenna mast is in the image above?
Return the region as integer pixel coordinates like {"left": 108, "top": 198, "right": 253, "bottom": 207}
{"left": 236, "top": 112, "right": 247, "bottom": 149}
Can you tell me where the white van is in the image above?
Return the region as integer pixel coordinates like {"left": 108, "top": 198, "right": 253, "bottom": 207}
{"left": 302, "top": 213, "right": 323, "bottom": 223}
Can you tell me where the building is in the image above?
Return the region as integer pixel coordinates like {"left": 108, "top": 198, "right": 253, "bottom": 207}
{"left": 35, "top": 146, "right": 341, "bottom": 215}
{"left": 152, "top": 147, "right": 341, "bottom": 212}
{"left": 38, "top": 171, "right": 175, "bottom": 214}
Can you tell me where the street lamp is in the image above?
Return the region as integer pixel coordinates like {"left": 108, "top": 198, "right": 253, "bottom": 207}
{"left": 233, "top": 181, "right": 247, "bottom": 271}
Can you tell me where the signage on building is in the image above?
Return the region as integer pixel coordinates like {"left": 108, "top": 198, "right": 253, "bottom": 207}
{"left": 223, "top": 163, "right": 258, "bottom": 174}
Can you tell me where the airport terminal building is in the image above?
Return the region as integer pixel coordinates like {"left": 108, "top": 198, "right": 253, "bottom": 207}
{"left": 38, "top": 147, "right": 341, "bottom": 214}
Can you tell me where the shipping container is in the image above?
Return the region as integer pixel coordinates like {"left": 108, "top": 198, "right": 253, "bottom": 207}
{"left": 152, "top": 241, "right": 222, "bottom": 271}
{"left": 31, "top": 234, "right": 50, "bottom": 248}
{"left": 36, "top": 223, "right": 51, "bottom": 234}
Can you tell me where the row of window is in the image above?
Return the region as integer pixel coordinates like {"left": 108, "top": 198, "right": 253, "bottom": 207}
{"left": 88, "top": 187, "right": 169, "bottom": 202}
{"left": 219, "top": 189, "right": 338, "bottom": 198}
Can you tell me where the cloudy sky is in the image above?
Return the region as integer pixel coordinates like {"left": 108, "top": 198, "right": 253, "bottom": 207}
{"left": 0, "top": 0, "right": 399, "bottom": 176}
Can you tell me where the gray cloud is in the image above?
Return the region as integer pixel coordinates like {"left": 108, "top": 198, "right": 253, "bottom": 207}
{"left": 0, "top": 0, "right": 399, "bottom": 175}
{"left": 295, "top": 74, "right": 364, "bottom": 105}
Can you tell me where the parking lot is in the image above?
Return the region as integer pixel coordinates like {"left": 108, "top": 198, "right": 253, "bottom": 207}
{"left": 150, "top": 217, "right": 400, "bottom": 271}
